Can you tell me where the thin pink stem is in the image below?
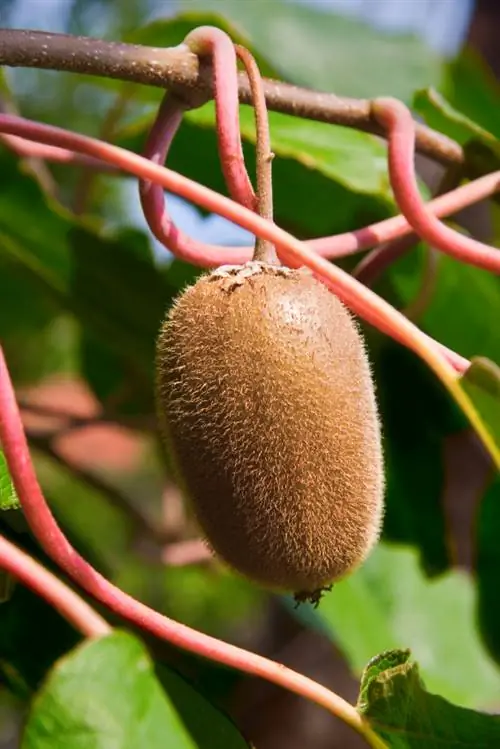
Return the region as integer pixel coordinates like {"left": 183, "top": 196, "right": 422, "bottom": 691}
{"left": 9, "top": 105, "right": 497, "bottom": 269}
{"left": 352, "top": 234, "right": 469, "bottom": 373}
{"left": 0, "top": 533, "right": 110, "bottom": 637}
{"left": 139, "top": 92, "right": 499, "bottom": 268}
{"left": 1, "top": 132, "right": 119, "bottom": 171}
{"left": 139, "top": 93, "right": 251, "bottom": 266}
{"left": 184, "top": 27, "right": 256, "bottom": 211}
{"left": 433, "top": 343, "right": 469, "bottom": 374}
{"left": 0, "top": 113, "right": 467, "bottom": 379}
{"left": 372, "top": 97, "right": 500, "bottom": 274}
{"left": 309, "top": 170, "right": 500, "bottom": 257}
{"left": 138, "top": 94, "right": 500, "bottom": 266}
{"left": 0, "top": 349, "right": 385, "bottom": 748}
{"left": 353, "top": 234, "right": 418, "bottom": 285}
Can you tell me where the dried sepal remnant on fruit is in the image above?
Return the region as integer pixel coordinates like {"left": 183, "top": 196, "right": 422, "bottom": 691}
{"left": 156, "top": 262, "right": 384, "bottom": 597}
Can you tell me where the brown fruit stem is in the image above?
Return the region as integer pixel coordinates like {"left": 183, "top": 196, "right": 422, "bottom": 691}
{"left": 235, "top": 45, "right": 278, "bottom": 265}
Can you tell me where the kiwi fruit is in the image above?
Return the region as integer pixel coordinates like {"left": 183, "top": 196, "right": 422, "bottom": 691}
{"left": 156, "top": 260, "right": 384, "bottom": 602}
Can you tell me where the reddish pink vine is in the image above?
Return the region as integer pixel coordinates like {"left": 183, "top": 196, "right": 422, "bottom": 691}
{"left": 372, "top": 97, "right": 500, "bottom": 274}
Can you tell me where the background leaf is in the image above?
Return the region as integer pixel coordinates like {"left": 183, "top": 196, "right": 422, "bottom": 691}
{"left": 290, "top": 544, "right": 500, "bottom": 709}
{"left": 22, "top": 631, "right": 249, "bottom": 749}
{"left": 178, "top": 0, "right": 443, "bottom": 101}
{"left": 461, "top": 358, "right": 500, "bottom": 454}
{"left": 358, "top": 649, "right": 500, "bottom": 748}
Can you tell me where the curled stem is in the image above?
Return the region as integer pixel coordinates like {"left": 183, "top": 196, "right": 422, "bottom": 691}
{"left": 235, "top": 44, "right": 277, "bottom": 264}
{"left": 372, "top": 97, "right": 500, "bottom": 274}
{"left": 184, "top": 26, "right": 256, "bottom": 211}
{"left": 139, "top": 96, "right": 500, "bottom": 265}
{"left": 0, "top": 349, "right": 385, "bottom": 749}
{"left": 354, "top": 233, "right": 418, "bottom": 286}
{"left": 2, "top": 114, "right": 495, "bottom": 461}
{"left": 0, "top": 533, "right": 110, "bottom": 637}
{"left": 139, "top": 93, "right": 251, "bottom": 266}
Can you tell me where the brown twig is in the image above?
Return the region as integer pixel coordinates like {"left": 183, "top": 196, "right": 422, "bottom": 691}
{"left": 0, "top": 28, "right": 463, "bottom": 169}
{"left": 236, "top": 45, "right": 277, "bottom": 264}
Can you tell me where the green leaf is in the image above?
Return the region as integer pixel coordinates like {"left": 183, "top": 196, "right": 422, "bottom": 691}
{"left": 413, "top": 87, "right": 500, "bottom": 151}
{"left": 413, "top": 70, "right": 500, "bottom": 175}
{"left": 388, "top": 247, "right": 500, "bottom": 366}
{"left": 297, "top": 544, "right": 500, "bottom": 709}
{"left": 0, "top": 152, "right": 78, "bottom": 384}
{"left": 0, "top": 450, "right": 20, "bottom": 511}
{"left": 358, "top": 649, "right": 500, "bottom": 748}
{"left": 441, "top": 49, "right": 500, "bottom": 141}
{"left": 22, "top": 631, "right": 249, "bottom": 749}
{"left": 461, "top": 358, "right": 500, "bottom": 454}
{"left": 178, "top": 0, "right": 443, "bottom": 101}
{"left": 69, "top": 225, "right": 170, "bottom": 414}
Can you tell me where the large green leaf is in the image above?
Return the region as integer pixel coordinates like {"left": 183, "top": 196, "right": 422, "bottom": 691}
{"left": 358, "top": 649, "right": 500, "bottom": 748}
{"left": 387, "top": 246, "right": 500, "bottom": 365}
{"left": 441, "top": 49, "right": 500, "bottom": 141}
{"left": 178, "top": 1, "right": 443, "bottom": 101}
{"left": 22, "top": 631, "right": 249, "bottom": 749}
{"left": 413, "top": 88, "right": 500, "bottom": 153}
{"left": 292, "top": 544, "right": 500, "bottom": 709}
{"left": 69, "top": 225, "right": 170, "bottom": 414}
{"left": 414, "top": 54, "right": 500, "bottom": 174}
{"left": 0, "top": 146, "right": 78, "bottom": 384}
{"left": 461, "top": 358, "right": 500, "bottom": 456}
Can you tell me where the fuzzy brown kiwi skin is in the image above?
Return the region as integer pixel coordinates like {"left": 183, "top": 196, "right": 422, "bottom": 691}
{"left": 156, "top": 261, "right": 384, "bottom": 597}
